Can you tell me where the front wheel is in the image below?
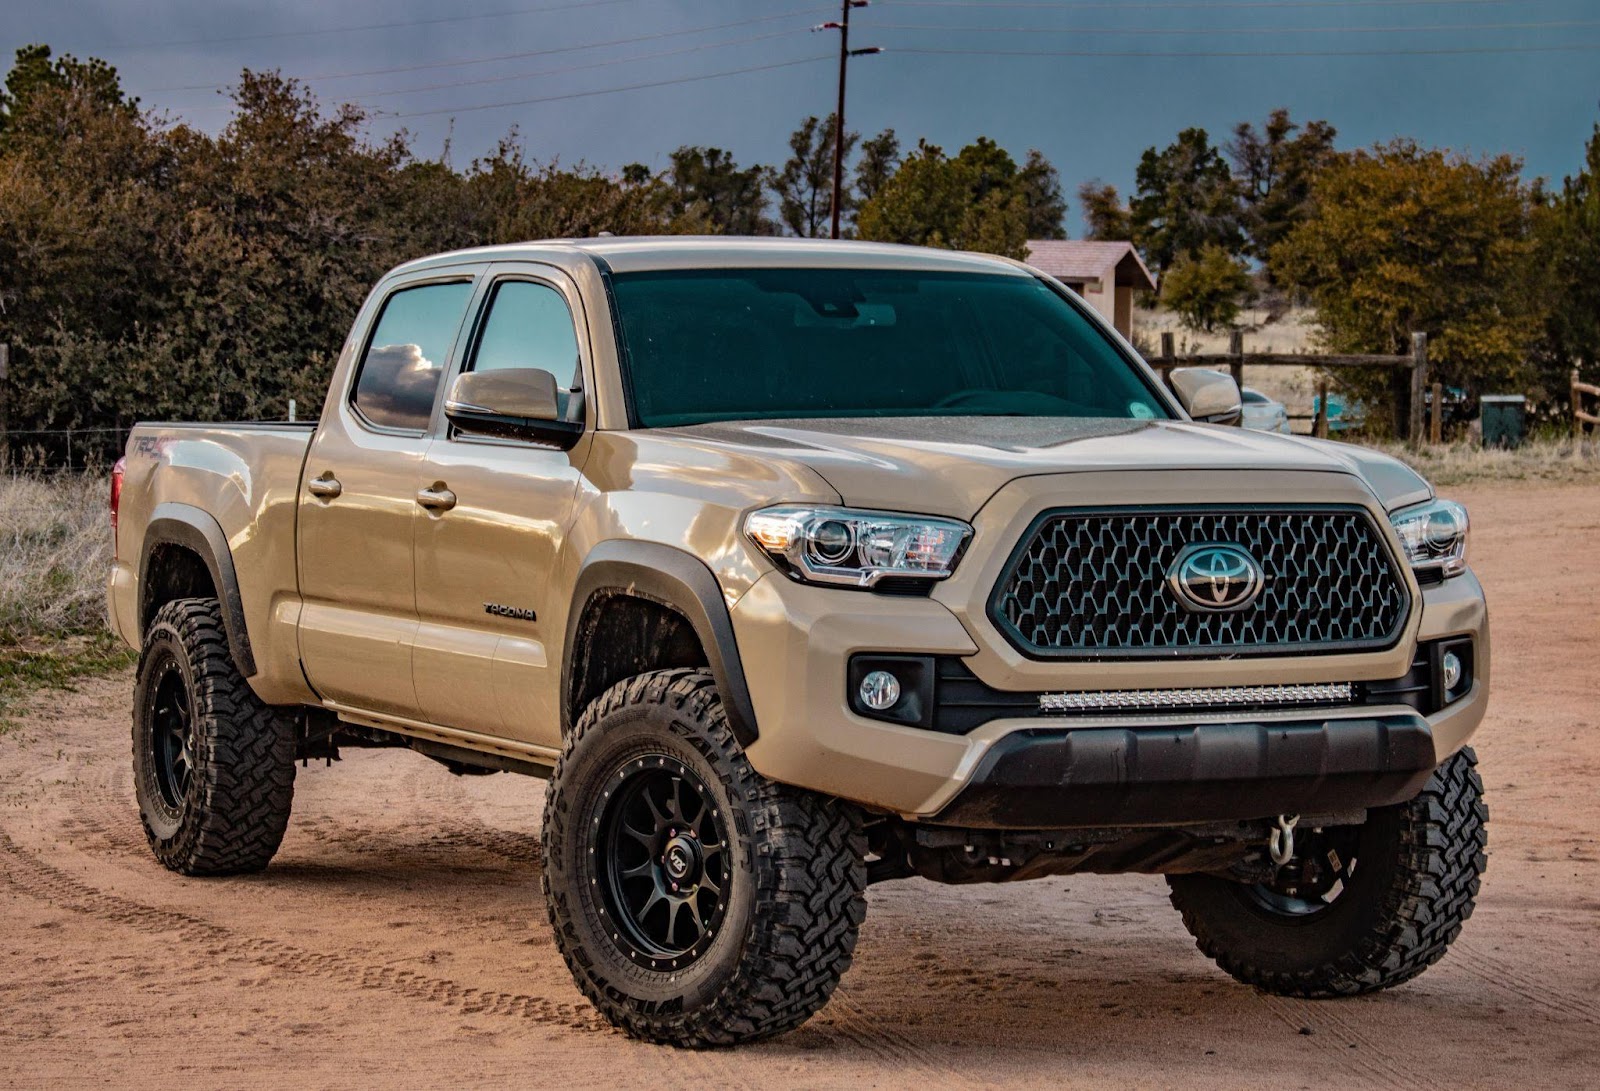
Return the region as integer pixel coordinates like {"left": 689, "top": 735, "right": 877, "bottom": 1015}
{"left": 542, "top": 668, "right": 867, "bottom": 1047}
{"left": 1167, "top": 747, "right": 1488, "bottom": 997}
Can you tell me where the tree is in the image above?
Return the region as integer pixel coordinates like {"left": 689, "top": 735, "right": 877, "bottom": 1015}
{"left": 0, "top": 43, "right": 135, "bottom": 146}
{"left": 663, "top": 146, "right": 774, "bottom": 235}
{"left": 1228, "top": 108, "right": 1338, "bottom": 268}
{"left": 1272, "top": 139, "right": 1542, "bottom": 405}
{"left": 856, "top": 138, "right": 1060, "bottom": 259}
{"left": 1017, "top": 149, "right": 1067, "bottom": 239}
{"left": 1161, "top": 244, "right": 1251, "bottom": 332}
{"left": 1130, "top": 127, "right": 1243, "bottom": 281}
{"left": 1077, "top": 180, "right": 1133, "bottom": 240}
{"left": 1532, "top": 121, "right": 1600, "bottom": 395}
{"left": 854, "top": 127, "right": 899, "bottom": 207}
{"left": 772, "top": 114, "right": 857, "bottom": 237}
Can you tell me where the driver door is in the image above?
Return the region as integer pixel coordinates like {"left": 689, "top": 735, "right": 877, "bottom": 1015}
{"left": 411, "top": 266, "right": 593, "bottom": 745}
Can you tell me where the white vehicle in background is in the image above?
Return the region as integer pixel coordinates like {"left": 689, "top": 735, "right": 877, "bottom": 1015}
{"left": 1240, "top": 387, "right": 1290, "bottom": 433}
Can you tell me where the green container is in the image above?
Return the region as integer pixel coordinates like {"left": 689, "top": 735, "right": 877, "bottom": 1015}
{"left": 1480, "top": 394, "right": 1526, "bottom": 449}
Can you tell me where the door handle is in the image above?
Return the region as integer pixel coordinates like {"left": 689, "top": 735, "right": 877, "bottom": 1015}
{"left": 307, "top": 474, "right": 342, "bottom": 500}
{"left": 416, "top": 484, "right": 457, "bottom": 513}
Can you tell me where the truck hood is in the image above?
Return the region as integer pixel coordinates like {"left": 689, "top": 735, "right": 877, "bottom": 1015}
{"left": 664, "top": 417, "right": 1432, "bottom": 519}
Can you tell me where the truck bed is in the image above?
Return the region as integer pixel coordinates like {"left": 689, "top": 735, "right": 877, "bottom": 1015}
{"left": 109, "top": 420, "right": 319, "bottom": 705}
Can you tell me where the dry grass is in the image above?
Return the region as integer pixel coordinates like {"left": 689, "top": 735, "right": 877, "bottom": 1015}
{"left": 0, "top": 472, "right": 115, "bottom": 643}
{"left": 1380, "top": 435, "right": 1600, "bottom": 488}
{"left": 0, "top": 472, "right": 134, "bottom": 727}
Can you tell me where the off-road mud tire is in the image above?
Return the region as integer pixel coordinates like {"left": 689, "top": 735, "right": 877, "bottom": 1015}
{"left": 542, "top": 668, "right": 868, "bottom": 1047}
{"left": 132, "top": 597, "right": 295, "bottom": 875}
{"left": 1167, "top": 747, "right": 1488, "bottom": 997}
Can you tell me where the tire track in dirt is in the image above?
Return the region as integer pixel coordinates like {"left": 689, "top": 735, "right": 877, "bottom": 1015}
{"left": 1451, "top": 941, "right": 1600, "bottom": 1027}
{"left": 822, "top": 989, "right": 988, "bottom": 1088}
{"left": 57, "top": 794, "right": 976, "bottom": 1080}
{"left": 0, "top": 830, "right": 607, "bottom": 1033}
{"left": 9, "top": 812, "right": 786, "bottom": 1085}
{"left": 64, "top": 799, "right": 543, "bottom": 870}
{"left": 1255, "top": 993, "right": 1447, "bottom": 1091}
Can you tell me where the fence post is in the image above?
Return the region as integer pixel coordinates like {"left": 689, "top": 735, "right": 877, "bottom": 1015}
{"left": 1575, "top": 369, "right": 1584, "bottom": 440}
{"left": 1407, "top": 332, "right": 1427, "bottom": 446}
{"left": 1228, "top": 330, "right": 1245, "bottom": 426}
{"left": 1430, "top": 381, "right": 1443, "bottom": 445}
{"left": 1159, "top": 331, "right": 1175, "bottom": 388}
{"left": 1315, "top": 379, "right": 1330, "bottom": 439}
{"left": 0, "top": 343, "right": 8, "bottom": 466}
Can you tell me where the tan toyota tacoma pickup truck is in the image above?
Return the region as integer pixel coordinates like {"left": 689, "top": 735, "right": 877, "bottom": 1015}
{"left": 108, "top": 237, "right": 1489, "bottom": 1047}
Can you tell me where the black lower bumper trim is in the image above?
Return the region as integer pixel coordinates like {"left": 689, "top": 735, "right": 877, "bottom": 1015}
{"left": 932, "top": 713, "right": 1437, "bottom": 829}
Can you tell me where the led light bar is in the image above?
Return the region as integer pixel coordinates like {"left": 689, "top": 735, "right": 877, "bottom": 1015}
{"left": 1038, "top": 682, "right": 1354, "bottom": 715}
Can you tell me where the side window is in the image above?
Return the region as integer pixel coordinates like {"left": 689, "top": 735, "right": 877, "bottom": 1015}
{"left": 470, "top": 280, "right": 583, "bottom": 419}
{"left": 352, "top": 280, "right": 475, "bottom": 431}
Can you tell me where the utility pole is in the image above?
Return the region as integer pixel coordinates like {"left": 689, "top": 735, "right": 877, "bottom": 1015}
{"left": 815, "top": 1, "right": 880, "bottom": 239}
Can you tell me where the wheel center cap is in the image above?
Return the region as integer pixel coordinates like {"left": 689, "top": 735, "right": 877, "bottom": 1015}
{"left": 662, "top": 835, "right": 701, "bottom": 885}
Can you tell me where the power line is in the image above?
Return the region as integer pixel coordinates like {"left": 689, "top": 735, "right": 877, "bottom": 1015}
{"left": 881, "top": 0, "right": 1538, "bottom": 9}
{"left": 144, "top": 7, "right": 829, "bottom": 92}
{"left": 347, "top": 30, "right": 806, "bottom": 102}
{"left": 873, "top": 17, "right": 1600, "bottom": 35}
{"left": 387, "top": 55, "right": 833, "bottom": 119}
{"left": 892, "top": 41, "right": 1600, "bottom": 57}
{"left": 97, "top": 0, "right": 646, "bottom": 51}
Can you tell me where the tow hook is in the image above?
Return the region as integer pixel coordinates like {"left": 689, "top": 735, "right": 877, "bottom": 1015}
{"left": 1268, "top": 814, "right": 1300, "bottom": 867}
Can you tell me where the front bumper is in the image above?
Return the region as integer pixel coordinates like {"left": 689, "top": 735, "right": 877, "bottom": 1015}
{"left": 731, "top": 567, "right": 1489, "bottom": 825}
{"left": 929, "top": 712, "right": 1436, "bottom": 828}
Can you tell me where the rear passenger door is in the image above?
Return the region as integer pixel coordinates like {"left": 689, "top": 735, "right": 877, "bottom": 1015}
{"left": 411, "top": 266, "right": 592, "bottom": 745}
{"left": 297, "top": 270, "right": 479, "bottom": 718}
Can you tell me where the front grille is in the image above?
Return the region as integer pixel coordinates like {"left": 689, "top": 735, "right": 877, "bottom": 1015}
{"left": 990, "top": 506, "right": 1410, "bottom": 659}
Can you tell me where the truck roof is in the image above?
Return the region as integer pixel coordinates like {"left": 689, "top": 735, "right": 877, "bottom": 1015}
{"left": 388, "top": 236, "right": 1034, "bottom": 278}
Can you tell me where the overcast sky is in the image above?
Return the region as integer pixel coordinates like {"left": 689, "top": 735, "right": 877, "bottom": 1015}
{"left": 4, "top": 0, "right": 1597, "bottom": 229}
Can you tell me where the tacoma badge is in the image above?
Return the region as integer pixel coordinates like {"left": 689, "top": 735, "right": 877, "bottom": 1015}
{"left": 485, "top": 602, "right": 537, "bottom": 622}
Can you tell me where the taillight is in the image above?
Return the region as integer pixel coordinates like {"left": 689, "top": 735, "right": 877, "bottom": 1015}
{"left": 110, "top": 456, "right": 126, "bottom": 542}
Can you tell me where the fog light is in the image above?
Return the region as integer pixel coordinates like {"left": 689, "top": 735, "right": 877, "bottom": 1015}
{"left": 1441, "top": 651, "right": 1463, "bottom": 692}
{"left": 858, "top": 670, "right": 901, "bottom": 711}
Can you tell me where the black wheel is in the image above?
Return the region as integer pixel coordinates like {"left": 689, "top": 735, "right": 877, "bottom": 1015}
{"left": 1168, "top": 747, "right": 1488, "bottom": 997}
{"left": 132, "top": 598, "right": 296, "bottom": 875}
{"left": 542, "top": 668, "right": 867, "bottom": 1047}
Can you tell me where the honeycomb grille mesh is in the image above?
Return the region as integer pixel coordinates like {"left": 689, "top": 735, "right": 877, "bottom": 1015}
{"left": 992, "top": 508, "right": 1409, "bottom": 657}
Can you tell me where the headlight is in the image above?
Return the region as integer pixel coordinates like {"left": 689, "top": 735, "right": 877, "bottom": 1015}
{"left": 744, "top": 505, "right": 972, "bottom": 589}
{"left": 1389, "top": 498, "right": 1469, "bottom": 578}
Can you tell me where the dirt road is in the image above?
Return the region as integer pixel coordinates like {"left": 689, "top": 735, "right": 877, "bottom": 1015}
{"left": 2, "top": 483, "right": 1597, "bottom": 1089}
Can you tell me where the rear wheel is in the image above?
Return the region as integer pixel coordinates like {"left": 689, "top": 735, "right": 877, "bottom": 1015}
{"left": 542, "top": 668, "right": 867, "bottom": 1047}
{"left": 1167, "top": 748, "right": 1488, "bottom": 996}
{"left": 132, "top": 598, "right": 295, "bottom": 875}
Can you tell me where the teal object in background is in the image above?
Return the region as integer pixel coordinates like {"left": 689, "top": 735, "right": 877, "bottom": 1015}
{"left": 1481, "top": 395, "right": 1526, "bottom": 449}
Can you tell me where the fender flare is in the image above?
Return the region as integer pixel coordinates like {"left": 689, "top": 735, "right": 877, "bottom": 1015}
{"left": 562, "top": 541, "right": 759, "bottom": 746}
{"left": 139, "top": 502, "right": 257, "bottom": 678}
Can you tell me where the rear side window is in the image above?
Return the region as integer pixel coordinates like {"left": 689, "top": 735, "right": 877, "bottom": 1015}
{"left": 352, "top": 280, "right": 475, "bottom": 431}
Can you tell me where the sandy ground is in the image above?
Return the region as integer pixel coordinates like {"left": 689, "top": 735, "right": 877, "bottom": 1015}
{"left": 2, "top": 483, "right": 1597, "bottom": 1089}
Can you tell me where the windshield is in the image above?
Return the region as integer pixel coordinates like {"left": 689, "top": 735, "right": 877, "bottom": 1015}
{"left": 610, "top": 267, "right": 1171, "bottom": 427}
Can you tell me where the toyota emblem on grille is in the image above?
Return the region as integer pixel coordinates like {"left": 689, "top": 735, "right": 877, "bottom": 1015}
{"left": 1167, "top": 543, "right": 1265, "bottom": 612}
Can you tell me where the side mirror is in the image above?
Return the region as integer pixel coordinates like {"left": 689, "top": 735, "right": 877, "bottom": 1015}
{"left": 444, "top": 368, "right": 583, "bottom": 449}
{"left": 1169, "top": 368, "right": 1242, "bottom": 426}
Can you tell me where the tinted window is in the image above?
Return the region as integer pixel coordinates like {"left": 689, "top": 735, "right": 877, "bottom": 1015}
{"left": 471, "top": 280, "right": 581, "bottom": 386}
{"left": 1241, "top": 389, "right": 1269, "bottom": 404}
{"left": 610, "top": 268, "right": 1169, "bottom": 427}
{"left": 352, "top": 281, "right": 474, "bottom": 431}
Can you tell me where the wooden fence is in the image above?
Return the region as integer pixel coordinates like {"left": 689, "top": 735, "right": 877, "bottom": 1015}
{"left": 1573, "top": 369, "right": 1599, "bottom": 438}
{"left": 1151, "top": 330, "right": 1431, "bottom": 443}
